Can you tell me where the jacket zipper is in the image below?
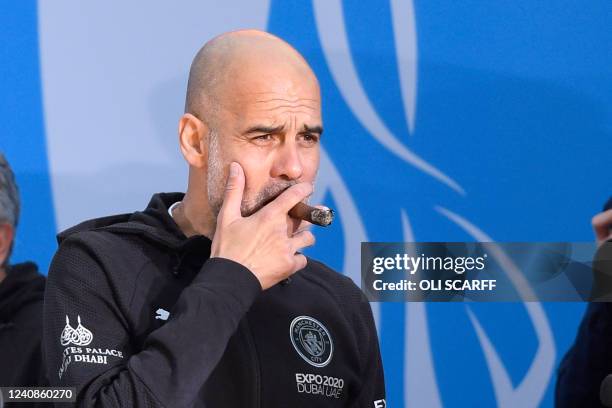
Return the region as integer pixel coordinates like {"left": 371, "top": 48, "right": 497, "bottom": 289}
{"left": 240, "top": 317, "right": 261, "bottom": 408}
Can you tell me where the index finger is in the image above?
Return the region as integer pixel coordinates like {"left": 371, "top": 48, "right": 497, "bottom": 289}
{"left": 264, "top": 182, "right": 313, "bottom": 216}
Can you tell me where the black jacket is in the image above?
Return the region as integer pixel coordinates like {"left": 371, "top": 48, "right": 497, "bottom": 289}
{"left": 0, "top": 262, "right": 47, "bottom": 387}
{"left": 0, "top": 262, "right": 46, "bottom": 387}
{"left": 43, "top": 193, "right": 385, "bottom": 407}
{"left": 555, "top": 302, "right": 612, "bottom": 407}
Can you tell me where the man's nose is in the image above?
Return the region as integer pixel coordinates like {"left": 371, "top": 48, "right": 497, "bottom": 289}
{"left": 271, "top": 139, "right": 303, "bottom": 181}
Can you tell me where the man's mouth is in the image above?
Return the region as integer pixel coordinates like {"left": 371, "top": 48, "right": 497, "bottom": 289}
{"left": 258, "top": 184, "right": 294, "bottom": 208}
{"left": 242, "top": 183, "right": 297, "bottom": 216}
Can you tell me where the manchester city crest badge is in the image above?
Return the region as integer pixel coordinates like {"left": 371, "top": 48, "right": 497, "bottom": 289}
{"left": 290, "top": 316, "right": 333, "bottom": 368}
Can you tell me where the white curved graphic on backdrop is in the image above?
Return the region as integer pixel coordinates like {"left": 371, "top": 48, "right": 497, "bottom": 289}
{"left": 390, "top": 0, "right": 418, "bottom": 134}
{"left": 312, "top": 0, "right": 464, "bottom": 194}
{"left": 313, "top": 148, "right": 379, "bottom": 330}
{"left": 401, "top": 210, "right": 443, "bottom": 408}
{"left": 436, "top": 206, "right": 555, "bottom": 407}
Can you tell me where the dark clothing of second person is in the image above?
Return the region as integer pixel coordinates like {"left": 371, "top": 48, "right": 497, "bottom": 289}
{"left": 0, "top": 262, "right": 47, "bottom": 387}
{"left": 555, "top": 302, "right": 612, "bottom": 407}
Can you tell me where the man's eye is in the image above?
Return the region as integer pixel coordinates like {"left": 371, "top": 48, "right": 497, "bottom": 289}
{"left": 300, "top": 134, "right": 319, "bottom": 144}
{"left": 254, "top": 134, "right": 272, "bottom": 141}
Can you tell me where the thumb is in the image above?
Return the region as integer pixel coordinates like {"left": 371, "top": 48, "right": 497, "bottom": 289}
{"left": 218, "top": 162, "right": 245, "bottom": 224}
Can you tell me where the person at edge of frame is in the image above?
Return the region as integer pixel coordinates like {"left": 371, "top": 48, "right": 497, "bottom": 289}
{"left": 556, "top": 197, "right": 612, "bottom": 407}
{"left": 0, "top": 152, "right": 50, "bottom": 405}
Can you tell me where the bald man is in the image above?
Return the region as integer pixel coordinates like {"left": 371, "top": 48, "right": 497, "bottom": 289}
{"left": 43, "top": 30, "right": 385, "bottom": 407}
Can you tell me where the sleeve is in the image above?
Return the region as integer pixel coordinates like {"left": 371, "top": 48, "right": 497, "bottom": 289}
{"left": 43, "top": 237, "right": 261, "bottom": 408}
{"left": 349, "top": 294, "right": 386, "bottom": 408}
{"left": 555, "top": 302, "right": 612, "bottom": 407}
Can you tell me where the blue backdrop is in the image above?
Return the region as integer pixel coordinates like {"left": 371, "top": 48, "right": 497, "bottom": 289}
{"left": 1, "top": 1, "right": 611, "bottom": 406}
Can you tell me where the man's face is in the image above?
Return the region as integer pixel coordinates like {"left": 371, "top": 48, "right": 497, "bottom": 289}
{"left": 0, "top": 222, "right": 14, "bottom": 270}
{"left": 206, "top": 67, "right": 322, "bottom": 217}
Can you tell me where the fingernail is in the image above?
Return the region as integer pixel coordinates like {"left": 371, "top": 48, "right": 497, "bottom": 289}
{"left": 229, "top": 162, "right": 238, "bottom": 176}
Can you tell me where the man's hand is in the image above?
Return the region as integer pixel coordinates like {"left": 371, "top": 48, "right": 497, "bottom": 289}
{"left": 211, "top": 162, "right": 315, "bottom": 290}
{"left": 593, "top": 209, "right": 612, "bottom": 247}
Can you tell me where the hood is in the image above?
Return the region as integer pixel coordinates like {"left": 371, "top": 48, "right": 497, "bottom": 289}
{"left": 0, "top": 262, "right": 45, "bottom": 323}
{"left": 56, "top": 193, "right": 213, "bottom": 276}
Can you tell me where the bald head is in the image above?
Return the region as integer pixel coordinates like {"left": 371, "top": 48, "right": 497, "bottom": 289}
{"left": 185, "top": 30, "right": 318, "bottom": 127}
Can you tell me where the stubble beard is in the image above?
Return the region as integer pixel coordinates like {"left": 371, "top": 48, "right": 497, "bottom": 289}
{"left": 207, "top": 131, "right": 299, "bottom": 218}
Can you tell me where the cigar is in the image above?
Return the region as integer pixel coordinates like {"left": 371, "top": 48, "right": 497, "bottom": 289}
{"left": 289, "top": 202, "right": 334, "bottom": 227}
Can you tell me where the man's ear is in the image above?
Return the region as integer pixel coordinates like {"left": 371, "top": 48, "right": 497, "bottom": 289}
{"left": 178, "top": 113, "right": 209, "bottom": 168}
{"left": 0, "top": 223, "right": 15, "bottom": 267}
